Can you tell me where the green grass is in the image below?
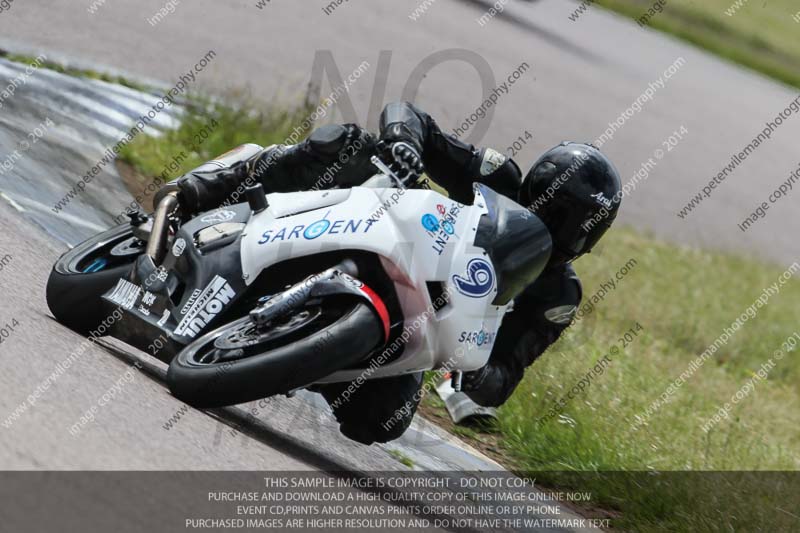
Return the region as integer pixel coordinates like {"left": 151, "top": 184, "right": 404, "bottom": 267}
{"left": 118, "top": 93, "right": 314, "bottom": 183}
{"left": 592, "top": 0, "right": 800, "bottom": 89}
{"left": 490, "top": 228, "right": 800, "bottom": 531}
{"left": 387, "top": 449, "right": 415, "bottom": 468}
{"left": 0, "top": 50, "right": 153, "bottom": 92}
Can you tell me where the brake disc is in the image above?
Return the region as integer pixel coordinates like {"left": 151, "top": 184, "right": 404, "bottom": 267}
{"left": 213, "top": 308, "right": 321, "bottom": 350}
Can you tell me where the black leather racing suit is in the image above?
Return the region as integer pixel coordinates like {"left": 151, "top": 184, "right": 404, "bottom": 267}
{"left": 177, "top": 102, "right": 582, "bottom": 444}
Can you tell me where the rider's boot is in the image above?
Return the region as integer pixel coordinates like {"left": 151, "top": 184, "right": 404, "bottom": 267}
{"left": 175, "top": 143, "right": 264, "bottom": 213}
{"left": 318, "top": 372, "right": 424, "bottom": 445}
{"left": 175, "top": 125, "right": 378, "bottom": 213}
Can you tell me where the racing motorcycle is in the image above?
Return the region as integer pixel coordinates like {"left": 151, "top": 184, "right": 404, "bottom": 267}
{"left": 45, "top": 145, "right": 552, "bottom": 408}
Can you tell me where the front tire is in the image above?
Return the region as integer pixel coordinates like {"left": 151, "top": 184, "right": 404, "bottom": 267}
{"left": 166, "top": 299, "right": 384, "bottom": 408}
{"left": 46, "top": 224, "right": 143, "bottom": 334}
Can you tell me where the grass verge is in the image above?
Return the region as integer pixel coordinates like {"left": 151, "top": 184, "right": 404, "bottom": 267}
{"left": 387, "top": 449, "right": 416, "bottom": 468}
{"left": 0, "top": 50, "right": 153, "bottom": 92}
{"left": 590, "top": 0, "right": 800, "bottom": 89}
{"left": 424, "top": 227, "right": 800, "bottom": 531}
{"left": 116, "top": 92, "right": 313, "bottom": 197}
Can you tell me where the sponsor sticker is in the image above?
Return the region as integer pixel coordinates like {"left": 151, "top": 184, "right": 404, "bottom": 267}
{"left": 590, "top": 192, "right": 613, "bottom": 208}
{"left": 155, "top": 267, "right": 169, "bottom": 282}
{"left": 421, "top": 202, "right": 462, "bottom": 255}
{"left": 174, "top": 276, "right": 236, "bottom": 338}
{"left": 107, "top": 279, "right": 142, "bottom": 310}
{"left": 452, "top": 258, "right": 495, "bottom": 298}
{"left": 172, "top": 238, "right": 186, "bottom": 257}
{"left": 136, "top": 291, "right": 158, "bottom": 318}
{"left": 259, "top": 215, "right": 375, "bottom": 245}
{"left": 201, "top": 210, "right": 236, "bottom": 224}
{"left": 421, "top": 214, "right": 439, "bottom": 232}
{"left": 180, "top": 288, "right": 202, "bottom": 316}
{"left": 458, "top": 328, "right": 497, "bottom": 347}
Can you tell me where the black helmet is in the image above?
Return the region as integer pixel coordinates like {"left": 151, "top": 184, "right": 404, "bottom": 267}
{"left": 519, "top": 142, "right": 621, "bottom": 263}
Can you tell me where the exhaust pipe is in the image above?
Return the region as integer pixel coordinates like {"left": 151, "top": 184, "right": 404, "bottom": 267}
{"left": 146, "top": 191, "right": 178, "bottom": 265}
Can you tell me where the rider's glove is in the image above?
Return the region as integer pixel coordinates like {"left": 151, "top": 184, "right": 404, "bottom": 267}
{"left": 377, "top": 140, "right": 424, "bottom": 183}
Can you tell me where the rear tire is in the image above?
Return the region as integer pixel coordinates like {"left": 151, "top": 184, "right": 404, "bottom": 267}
{"left": 46, "top": 224, "right": 142, "bottom": 334}
{"left": 166, "top": 300, "right": 383, "bottom": 408}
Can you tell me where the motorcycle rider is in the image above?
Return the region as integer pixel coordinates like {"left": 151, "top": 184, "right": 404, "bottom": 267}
{"left": 173, "top": 101, "right": 622, "bottom": 444}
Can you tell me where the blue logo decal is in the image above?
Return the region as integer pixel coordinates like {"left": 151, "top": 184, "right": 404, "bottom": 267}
{"left": 425, "top": 203, "right": 462, "bottom": 255}
{"left": 458, "top": 328, "right": 497, "bottom": 346}
{"left": 259, "top": 215, "right": 375, "bottom": 245}
{"left": 303, "top": 219, "right": 331, "bottom": 239}
{"left": 421, "top": 214, "right": 439, "bottom": 232}
{"left": 452, "top": 258, "right": 495, "bottom": 298}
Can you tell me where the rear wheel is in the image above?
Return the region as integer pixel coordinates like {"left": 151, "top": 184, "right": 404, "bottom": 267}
{"left": 166, "top": 298, "right": 384, "bottom": 408}
{"left": 46, "top": 224, "right": 144, "bottom": 334}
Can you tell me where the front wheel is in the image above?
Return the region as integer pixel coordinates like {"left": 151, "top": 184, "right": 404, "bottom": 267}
{"left": 46, "top": 224, "right": 144, "bottom": 334}
{"left": 166, "top": 298, "right": 384, "bottom": 408}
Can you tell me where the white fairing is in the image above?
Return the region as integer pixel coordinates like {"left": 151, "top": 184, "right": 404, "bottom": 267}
{"left": 240, "top": 186, "right": 507, "bottom": 381}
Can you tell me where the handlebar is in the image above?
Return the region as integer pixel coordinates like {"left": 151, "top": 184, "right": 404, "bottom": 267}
{"left": 370, "top": 155, "right": 408, "bottom": 189}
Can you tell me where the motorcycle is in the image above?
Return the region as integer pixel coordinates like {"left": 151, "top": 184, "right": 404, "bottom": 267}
{"left": 45, "top": 144, "right": 552, "bottom": 408}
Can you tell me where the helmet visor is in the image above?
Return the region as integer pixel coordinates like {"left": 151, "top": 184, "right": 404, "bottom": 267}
{"left": 534, "top": 195, "right": 611, "bottom": 259}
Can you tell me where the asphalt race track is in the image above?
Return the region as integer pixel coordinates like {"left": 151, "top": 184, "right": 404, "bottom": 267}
{"left": 0, "top": 0, "right": 798, "bottom": 531}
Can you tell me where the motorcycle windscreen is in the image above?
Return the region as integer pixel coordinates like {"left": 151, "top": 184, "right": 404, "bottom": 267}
{"left": 473, "top": 184, "right": 552, "bottom": 305}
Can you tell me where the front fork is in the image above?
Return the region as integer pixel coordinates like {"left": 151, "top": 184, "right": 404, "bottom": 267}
{"left": 145, "top": 191, "right": 179, "bottom": 265}
{"left": 249, "top": 260, "right": 359, "bottom": 327}
{"left": 248, "top": 259, "right": 391, "bottom": 343}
